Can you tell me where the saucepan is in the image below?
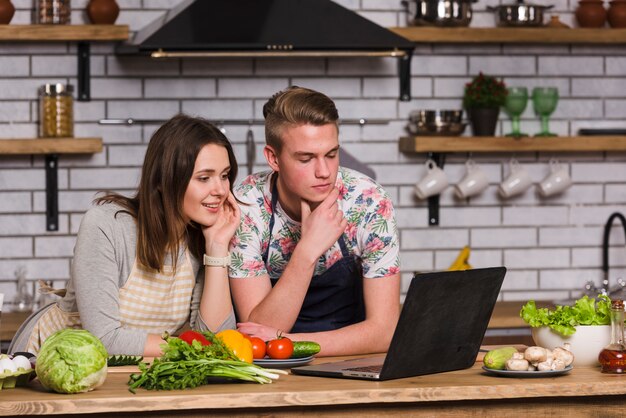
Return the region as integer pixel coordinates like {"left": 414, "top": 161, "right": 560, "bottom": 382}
{"left": 487, "top": 0, "right": 554, "bottom": 27}
{"left": 404, "top": 0, "right": 477, "bottom": 27}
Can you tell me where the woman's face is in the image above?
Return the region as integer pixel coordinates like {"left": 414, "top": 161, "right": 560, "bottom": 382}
{"left": 183, "top": 143, "right": 231, "bottom": 226}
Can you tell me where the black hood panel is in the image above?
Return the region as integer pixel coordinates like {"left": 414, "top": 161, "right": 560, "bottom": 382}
{"left": 121, "top": 0, "right": 414, "bottom": 52}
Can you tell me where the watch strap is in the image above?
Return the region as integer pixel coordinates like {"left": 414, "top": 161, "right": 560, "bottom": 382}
{"left": 203, "top": 254, "right": 231, "bottom": 268}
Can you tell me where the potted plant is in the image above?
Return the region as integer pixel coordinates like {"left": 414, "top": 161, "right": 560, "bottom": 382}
{"left": 463, "top": 72, "right": 507, "bottom": 136}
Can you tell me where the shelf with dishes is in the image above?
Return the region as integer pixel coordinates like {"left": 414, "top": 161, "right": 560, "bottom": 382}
{"left": 0, "top": 138, "right": 103, "bottom": 231}
{"left": 399, "top": 135, "right": 626, "bottom": 153}
{"left": 389, "top": 27, "right": 626, "bottom": 44}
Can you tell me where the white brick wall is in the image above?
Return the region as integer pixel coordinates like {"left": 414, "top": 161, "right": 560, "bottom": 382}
{"left": 1, "top": 0, "right": 626, "bottom": 311}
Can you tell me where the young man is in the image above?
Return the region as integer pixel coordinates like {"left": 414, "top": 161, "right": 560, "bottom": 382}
{"left": 229, "top": 87, "right": 400, "bottom": 356}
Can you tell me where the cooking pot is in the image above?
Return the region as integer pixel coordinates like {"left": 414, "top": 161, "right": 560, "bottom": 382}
{"left": 404, "top": 0, "right": 477, "bottom": 27}
{"left": 487, "top": 0, "right": 554, "bottom": 27}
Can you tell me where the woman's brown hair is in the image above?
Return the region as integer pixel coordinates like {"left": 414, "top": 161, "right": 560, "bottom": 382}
{"left": 96, "top": 114, "right": 238, "bottom": 271}
{"left": 263, "top": 86, "right": 339, "bottom": 153}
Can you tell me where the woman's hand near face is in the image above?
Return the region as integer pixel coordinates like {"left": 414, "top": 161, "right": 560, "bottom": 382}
{"left": 202, "top": 192, "right": 241, "bottom": 255}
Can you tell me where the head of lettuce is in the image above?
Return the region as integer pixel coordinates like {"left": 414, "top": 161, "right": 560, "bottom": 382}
{"left": 36, "top": 328, "right": 108, "bottom": 394}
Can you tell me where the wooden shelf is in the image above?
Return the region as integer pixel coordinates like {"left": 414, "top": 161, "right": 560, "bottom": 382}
{"left": 0, "top": 138, "right": 103, "bottom": 155}
{"left": 0, "top": 24, "right": 128, "bottom": 41}
{"left": 399, "top": 136, "right": 626, "bottom": 153}
{"left": 390, "top": 27, "right": 626, "bottom": 44}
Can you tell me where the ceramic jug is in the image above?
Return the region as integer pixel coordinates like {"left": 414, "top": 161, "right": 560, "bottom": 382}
{"left": 608, "top": 0, "right": 626, "bottom": 27}
{"left": 0, "top": 0, "right": 15, "bottom": 24}
{"left": 87, "top": 0, "right": 119, "bottom": 24}
{"left": 575, "top": 0, "right": 608, "bottom": 27}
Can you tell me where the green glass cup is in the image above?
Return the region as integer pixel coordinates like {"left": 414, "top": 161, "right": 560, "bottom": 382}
{"left": 504, "top": 87, "right": 528, "bottom": 137}
{"left": 532, "top": 87, "right": 559, "bottom": 137}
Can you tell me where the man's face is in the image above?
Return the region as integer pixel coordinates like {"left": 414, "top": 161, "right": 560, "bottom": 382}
{"left": 267, "top": 123, "right": 340, "bottom": 207}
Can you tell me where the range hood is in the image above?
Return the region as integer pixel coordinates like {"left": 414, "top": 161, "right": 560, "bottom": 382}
{"left": 116, "top": 0, "right": 415, "bottom": 100}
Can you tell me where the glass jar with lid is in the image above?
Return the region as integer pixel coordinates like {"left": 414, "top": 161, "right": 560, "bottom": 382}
{"left": 36, "top": 0, "right": 71, "bottom": 24}
{"left": 39, "top": 83, "right": 74, "bottom": 138}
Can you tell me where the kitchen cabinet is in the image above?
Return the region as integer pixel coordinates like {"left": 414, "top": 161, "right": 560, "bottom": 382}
{"left": 0, "top": 138, "right": 103, "bottom": 231}
{"left": 390, "top": 27, "right": 626, "bottom": 44}
{"left": 2, "top": 360, "right": 625, "bottom": 416}
{"left": 0, "top": 25, "right": 129, "bottom": 101}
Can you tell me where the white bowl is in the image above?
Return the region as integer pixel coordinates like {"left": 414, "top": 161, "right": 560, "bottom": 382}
{"left": 531, "top": 325, "right": 611, "bottom": 367}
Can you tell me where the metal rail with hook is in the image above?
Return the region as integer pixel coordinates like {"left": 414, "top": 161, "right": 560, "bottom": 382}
{"left": 99, "top": 118, "right": 390, "bottom": 126}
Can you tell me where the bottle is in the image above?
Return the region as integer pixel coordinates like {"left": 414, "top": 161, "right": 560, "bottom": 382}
{"left": 39, "top": 83, "right": 74, "bottom": 138}
{"left": 11, "top": 266, "right": 33, "bottom": 313}
{"left": 599, "top": 299, "right": 626, "bottom": 373}
{"left": 36, "top": 0, "right": 71, "bottom": 24}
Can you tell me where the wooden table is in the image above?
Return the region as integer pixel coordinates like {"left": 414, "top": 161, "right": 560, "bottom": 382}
{"left": 1, "top": 312, "right": 30, "bottom": 343}
{"left": 1, "top": 357, "right": 624, "bottom": 417}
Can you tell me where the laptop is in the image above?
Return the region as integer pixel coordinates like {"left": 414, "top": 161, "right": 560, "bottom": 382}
{"left": 291, "top": 266, "right": 506, "bottom": 381}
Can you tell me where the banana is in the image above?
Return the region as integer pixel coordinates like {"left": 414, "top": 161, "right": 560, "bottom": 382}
{"left": 448, "top": 246, "right": 472, "bottom": 271}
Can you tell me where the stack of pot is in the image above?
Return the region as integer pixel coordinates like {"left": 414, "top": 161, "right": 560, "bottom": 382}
{"left": 405, "top": 0, "right": 477, "bottom": 27}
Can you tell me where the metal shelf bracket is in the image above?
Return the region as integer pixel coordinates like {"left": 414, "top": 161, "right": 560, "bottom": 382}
{"left": 398, "top": 52, "right": 412, "bottom": 102}
{"left": 45, "top": 154, "right": 59, "bottom": 231}
{"left": 427, "top": 152, "right": 444, "bottom": 226}
{"left": 77, "top": 42, "right": 90, "bottom": 101}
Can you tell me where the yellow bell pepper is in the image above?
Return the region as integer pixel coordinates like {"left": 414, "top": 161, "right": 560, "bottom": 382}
{"left": 216, "top": 330, "right": 253, "bottom": 363}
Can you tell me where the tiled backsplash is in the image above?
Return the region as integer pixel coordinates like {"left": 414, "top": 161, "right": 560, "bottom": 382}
{"left": 1, "top": 1, "right": 625, "bottom": 311}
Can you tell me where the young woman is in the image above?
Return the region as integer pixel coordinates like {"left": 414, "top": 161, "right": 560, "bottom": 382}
{"left": 10, "top": 114, "right": 241, "bottom": 356}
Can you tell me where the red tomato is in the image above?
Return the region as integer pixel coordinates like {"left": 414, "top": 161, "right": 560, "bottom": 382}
{"left": 249, "top": 337, "right": 267, "bottom": 359}
{"left": 266, "top": 337, "right": 294, "bottom": 359}
{"left": 179, "top": 330, "right": 211, "bottom": 346}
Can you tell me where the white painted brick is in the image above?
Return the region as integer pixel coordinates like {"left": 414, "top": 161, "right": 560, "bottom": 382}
{"left": 0, "top": 214, "right": 69, "bottom": 235}
{"left": 106, "top": 100, "right": 180, "bottom": 119}
{"left": 0, "top": 56, "right": 29, "bottom": 76}
{"left": 504, "top": 249, "right": 570, "bottom": 269}
{"left": 0, "top": 192, "right": 31, "bottom": 212}
{"left": 333, "top": 0, "right": 360, "bottom": 9}
{"left": 500, "top": 270, "right": 539, "bottom": 291}
{"left": 35, "top": 236, "right": 76, "bottom": 257}
{"left": 469, "top": 56, "right": 536, "bottom": 76}
{"left": 372, "top": 162, "right": 420, "bottom": 185}
{"left": 411, "top": 56, "right": 467, "bottom": 76}
{"left": 572, "top": 45, "right": 625, "bottom": 55}
{"left": 256, "top": 59, "right": 326, "bottom": 76}
{"left": 142, "top": 0, "right": 186, "bottom": 8}
{"left": 570, "top": 205, "right": 626, "bottom": 227}
{"left": 0, "top": 155, "right": 32, "bottom": 168}
{"left": 145, "top": 78, "right": 216, "bottom": 98}
{"left": 70, "top": 168, "right": 141, "bottom": 189}
{"left": 472, "top": 227, "right": 537, "bottom": 248}
{"left": 356, "top": 11, "right": 398, "bottom": 27}
{"left": 538, "top": 57, "right": 603, "bottom": 76}
{"left": 362, "top": 77, "right": 402, "bottom": 98}
{"left": 0, "top": 43, "right": 67, "bottom": 54}
{"left": 401, "top": 228, "right": 469, "bottom": 250}
{"left": 341, "top": 142, "right": 399, "bottom": 163}
{"left": 33, "top": 191, "right": 99, "bottom": 212}
{"left": 107, "top": 56, "right": 180, "bottom": 76}
{"left": 0, "top": 102, "right": 30, "bottom": 122}
{"left": 218, "top": 78, "right": 288, "bottom": 99}
{"left": 502, "top": 290, "right": 570, "bottom": 302}
{"left": 606, "top": 57, "right": 626, "bottom": 75}
{"left": 342, "top": 120, "right": 406, "bottom": 142}
{"left": 439, "top": 207, "right": 502, "bottom": 227}
{"left": 395, "top": 207, "right": 429, "bottom": 228}
{"left": 503, "top": 45, "right": 570, "bottom": 55}
{"left": 0, "top": 79, "right": 65, "bottom": 99}
{"left": 333, "top": 99, "right": 397, "bottom": 119}
{"left": 183, "top": 99, "right": 255, "bottom": 120}
{"left": 0, "top": 169, "right": 44, "bottom": 191}
{"left": 571, "top": 247, "right": 626, "bottom": 268}
{"left": 539, "top": 226, "right": 604, "bottom": 247}
{"left": 117, "top": 10, "right": 165, "bottom": 32}
{"left": 606, "top": 184, "right": 626, "bottom": 203}
{"left": 291, "top": 78, "right": 361, "bottom": 98}
{"left": 182, "top": 59, "right": 254, "bottom": 76}
{"left": 503, "top": 206, "right": 569, "bottom": 226}
{"left": 73, "top": 101, "right": 106, "bottom": 122}
{"left": 0, "top": 237, "right": 32, "bottom": 258}
{"left": 572, "top": 78, "right": 626, "bottom": 97}
{"left": 328, "top": 57, "right": 397, "bottom": 76}
{"left": 32, "top": 56, "right": 105, "bottom": 77}
{"left": 434, "top": 77, "right": 469, "bottom": 98}
{"left": 606, "top": 100, "right": 626, "bottom": 118}
{"left": 398, "top": 250, "right": 434, "bottom": 271}
{"left": 555, "top": 99, "right": 603, "bottom": 118}
{"left": 91, "top": 78, "right": 143, "bottom": 99}
{"left": 572, "top": 163, "right": 626, "bottom": 182}
{"left": 74, "top": 125, "right": 144, "bottom": 144}
{"left": 540, "top": 269, "right": 603, "bottom": 290}
{"left": 109, "top": 145, "right": 147, "bottom": 166}
{"left": 0, "top": 259, "right": 70, "bottom": 280}
{"left": 409, "top": 77, "right": 433, "bottom": 98}
{"left": 362, "top": 0, "right": 402, "bottom": 10}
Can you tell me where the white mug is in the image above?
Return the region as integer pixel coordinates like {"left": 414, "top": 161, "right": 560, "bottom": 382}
{"left": 454, "top": 160, "right": 489, "bottom": 199}
{"left": 499, "top": 159, "right": 532, "bottom": 198}
{"left": 415, "top": 159, "right": 448, "bottom": 200}
{"left": 538, "top": 159, "right": 572, "bottom": 197}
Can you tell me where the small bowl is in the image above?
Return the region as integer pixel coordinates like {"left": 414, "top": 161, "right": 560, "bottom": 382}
{"left": 409, "top": 109, "right": 463, "bottom": 124}
{"left": 531, "top": 325, "right": 611, "bottom": 367}
{"left": 406, "top": 121, "right": 467, "bottom": 136}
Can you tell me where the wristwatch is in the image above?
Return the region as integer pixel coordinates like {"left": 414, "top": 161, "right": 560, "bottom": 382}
{"left": 203, "top": 254, "right": 231, "bottom": 268}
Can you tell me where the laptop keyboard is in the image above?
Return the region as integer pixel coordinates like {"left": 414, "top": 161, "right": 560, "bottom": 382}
{"left": 344, "top": 365, "right": 382, "bottom": 373}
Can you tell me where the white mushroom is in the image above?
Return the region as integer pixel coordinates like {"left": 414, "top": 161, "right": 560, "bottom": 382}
{"left": 506, "top": 352, "right": 530, "bottom": 371}
{"left": 537, "top": 360, "right": 554, "bottom": 371}
{"left": 552, "top": 345, "right": 575, "bottom": 367}
{"left": 524, "top": 346, "right": 549, "bottom": 363}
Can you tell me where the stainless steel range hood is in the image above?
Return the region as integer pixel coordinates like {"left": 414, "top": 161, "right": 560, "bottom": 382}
{"left": 116, "top": 0, "right": 415, "bottom": 100}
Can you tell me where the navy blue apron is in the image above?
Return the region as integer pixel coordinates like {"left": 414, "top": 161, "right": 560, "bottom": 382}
{"left": 262, "top": 180, "right": 365, "bottom": 333}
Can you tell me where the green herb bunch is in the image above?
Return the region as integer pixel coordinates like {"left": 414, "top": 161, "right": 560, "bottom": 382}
{"left": 128, "top": 331, "right": 286, "bottom": 393}
{"left": 520, "top": 295, "right": 611, "bottom": 337}
{"left": 462, "top": 72, "right": 507, "bottom": 109}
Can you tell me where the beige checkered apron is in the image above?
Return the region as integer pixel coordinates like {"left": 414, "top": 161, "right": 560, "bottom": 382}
{"left": 26, "top": 251, "right": 196, "bottom": 354}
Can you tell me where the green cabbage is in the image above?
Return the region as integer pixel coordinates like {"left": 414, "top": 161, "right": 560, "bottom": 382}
{"left": 35, "top": 329, "right": 108, "bottom": 394}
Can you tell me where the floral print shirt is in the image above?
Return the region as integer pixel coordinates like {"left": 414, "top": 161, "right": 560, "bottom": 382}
{"left": 229, "top": 167, "right": 400, "bottom": 280}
